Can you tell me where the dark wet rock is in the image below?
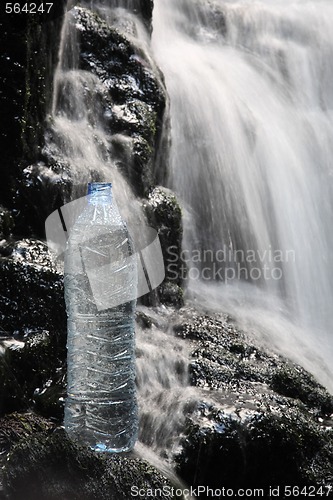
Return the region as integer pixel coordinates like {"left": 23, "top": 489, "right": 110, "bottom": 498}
{"left": 62, "top": 6, "right": 167, "bottom": 199}
{"left": 1, "top": 331, "right": 53, "bottom": 413}
{"left": 0, "top": 412, "right": 55, "bottom": 493}
{"left": 0, "top": 412, "right": 55, "bottom": 455}
{"left": 15, "top": 162, "right": 72, "bottom": 237}
{"left": 33, "top": 370, "right": 66, "bottom": 421}
{"left": 17, "top": 4, "right": 169, "bottom": 231}
{"left": 174, "top": 313, "right": 240, "bottom": 343}
{"left": 110, "top": 125, "right": 156, "bottom": 198}
{"left": 0, "top": 207, "right": 14, "bottom": 240}
{"left": 176, "top": 401, "right": 333, "bottom": 492}
{"left": 0, "top": 239, "right": 66, "bottom": 334}
{"left": 158, "top": 282, "right": 184, "bottom": 309}
{"left": 0, "top": 239, "right": 66, "bottom": 417}
{"left": 0, "top": 3, "right": 66, "bottom": 219}
{"left": 144, "top": 187, "right": 183, "bottom": 282}
{"left": 3, "top": 428, "right": 182, "bottom": 500}
{"left": 172, "top": 310, "right": 333, "bottom": 492}
{"left": 174, "top": 312, "right": 333, "bottom": 414}
{"left": 136, "top": 310, "right": 153, "bottom": 329}
{"left": 1, "top": 1, "right": 166, "bottom": 237}
{"left": 75, "top": 7, "right": 164, "bottom": 108}
{"left": 131, "top": 0, "right": 154, "bottom": 31}
{"left": 144, "top": 186, "right": 184, "bottom": 307}
{"left": 0, "top": 329, "right": 66, "bottom": 418}
{"left": 111, "top": 99, "right": 158, "bottom": 141}
{"left": 0, "top": 343, "right": 27, "bottom": 415}
{"left": 271, "top": 362, "right": 333, "bottom": 416}
{"left": 175, "top": 313, "right": 273, "bottom": 391}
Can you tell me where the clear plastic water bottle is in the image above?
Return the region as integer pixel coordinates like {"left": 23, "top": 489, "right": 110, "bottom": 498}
{"left": 64, "top": 182, "right": 138, "bottom": 452}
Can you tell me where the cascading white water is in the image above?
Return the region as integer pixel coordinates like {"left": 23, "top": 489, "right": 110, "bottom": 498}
{"left": 49, "top": 1, "right": 199, "bottom": 471}
{"left": 51, "top": 2, "right": 141, "bottom": 211}
{"left": 49, "top": 0, "right": 333, "bottom": 474}
{"left": 152, "top": 0, "right": 333, "bottom": 391}
{"left": 135, "top": 307, "right": 195, "bottom": 460}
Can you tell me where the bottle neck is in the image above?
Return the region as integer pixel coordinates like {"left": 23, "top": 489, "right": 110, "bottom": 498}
{"left": 88, "top": 182, "right": 112, "bottom": 205}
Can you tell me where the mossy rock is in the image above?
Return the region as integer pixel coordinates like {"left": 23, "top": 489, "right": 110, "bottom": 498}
{"left": 0, "top": 239, "right": 66, "bottom": 417}
{"left": 174, "top": 313, "right": 273, "bottom": 390}
{"left": 176, "top": 403, "right": 333, "bottom": 492}
{"left": 174, "top": 312, "right": 333, "bottom": 415}
{"left": 270, "top": 362, "right": 333, "bottom": 416}
{"left": 0, "top": 239, "right": 66, "bottom": 334}
{"left": 3, "top": 429, "right": 183, "bottom": 500}
{"left": 110, "top": 123, "right": 155, "bottom": 197}
{"left": 144, "top": 187, "right": 183, "bottom": 284}
{"left": 0, "top": 207, "right": 14, "bottom": 239}
{"left": 15, "top": 161, "right": 72, "bottom": 236}
{"left": 0, "top": 412, "right": 55, "bottom": 494}
{"left": 157, "top": 282, "right": 184, "bottom": 309}
{"left": 136, "top": 310, "right": 153, "bottom": 329}
{"left": 172, "top": 310, "right": 333, "bottom": 493}
{"left": 111, "top": 100, "right": 157, "bottom": 141}
{"left": 73, "top": 6, "right": 165, "bottom": 112}
{"left": 0, "top": 412, "right": 55, "bottom": 454}
{"left": 33, "top": 370, "right": 66, "bottom": 421}
{"left": 141, "top": 187, "right": 184, "bottom": 306}
{"left": 69, "top": 6, "right": 166, "bottom": 197}
{"left": 0, "top": 329, "right": 66, "bottom": 418}
{"left": 0, "top": 3, "right": 66, "bottom": 230}
{"left": 1, "top": 2, "right": 166, "bottom": 236}
{"left": 174, "top": 314, "right": 239, "bottom": 343}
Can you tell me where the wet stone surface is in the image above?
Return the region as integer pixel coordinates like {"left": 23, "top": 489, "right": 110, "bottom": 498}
{"left": 171, "top": 308, "right": 333, "bottom": 493}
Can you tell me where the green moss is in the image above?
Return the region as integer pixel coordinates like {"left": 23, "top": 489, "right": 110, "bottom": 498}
{"left": 0, "top": 412, "right": 55, "bottom": 453}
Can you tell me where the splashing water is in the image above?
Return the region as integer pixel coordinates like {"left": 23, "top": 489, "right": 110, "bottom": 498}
{"left": 49, "top": 0, "right": 200, "bottom": 474}
{"left": 49, "top": 0, "right": 333, "bottom": 474}
{"left": 152, "top": 0, "right": 333, "bottom": 391}
{"left": 50, "top": 0, "right": 151, "bottom": 225}
{"left": 135, "top": 307, "right": 195, "bottom": 459}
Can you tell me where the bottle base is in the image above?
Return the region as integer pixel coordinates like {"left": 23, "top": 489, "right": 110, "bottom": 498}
{"left": 92, "top": 442, "right": 135, "bottom": 453}
{"left": 64, "top": 397, "right": 138, "bottom": 454}
{"left": 64, "top": 423, "right": 138, "bottom": 454}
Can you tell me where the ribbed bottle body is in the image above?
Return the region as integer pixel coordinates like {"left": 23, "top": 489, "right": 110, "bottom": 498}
{"left": 64, "top": 183, "right": 138, "bottom": 452}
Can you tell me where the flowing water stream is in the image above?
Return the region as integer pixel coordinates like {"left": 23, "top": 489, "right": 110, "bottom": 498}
{"left": 152, "top": 0, "right": 333, "bottom": 392}
{"left": 50, "top": 0, "right": 199, "bottom": 473}
{"left": 49, "top": 0, "right": 333, "bottom": 475}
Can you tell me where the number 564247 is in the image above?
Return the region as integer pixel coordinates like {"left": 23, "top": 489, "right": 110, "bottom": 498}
{"left": 5, "top": 3, "right": 54, "bottom": 14}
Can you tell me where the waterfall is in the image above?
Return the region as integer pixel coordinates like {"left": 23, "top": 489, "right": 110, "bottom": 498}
{"left": 135, "top": 307, "right": 194, "bottom": 460}
{"left": 49, "top": 0, "right": 333, "bottom": 471}
{"left": 49, "top": 0, "right": 152, "bottom": 224}
{"left": 48, "top": 0, "right": 200, "bottom": 472}
{"left": 152, "top": 0, "right": 333, "bottom": 391}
